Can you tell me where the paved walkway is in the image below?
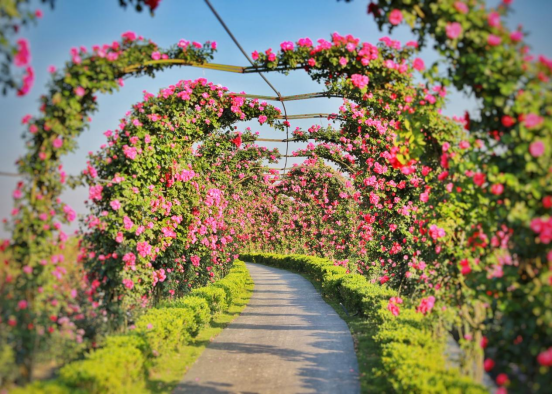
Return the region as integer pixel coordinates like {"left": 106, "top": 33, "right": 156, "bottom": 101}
{"left": 174, "top": 263, "right": 360, "bottom": 394}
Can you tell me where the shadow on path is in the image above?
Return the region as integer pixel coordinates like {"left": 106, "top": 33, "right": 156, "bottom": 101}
{"left": 173, "top": 263, "right": 360, "bottom": 394}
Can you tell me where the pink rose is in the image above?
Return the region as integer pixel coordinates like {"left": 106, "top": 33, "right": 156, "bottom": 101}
{"left": 53, "top": 138, "right": 63, "bottom": 149}
{"left": 488, "top": 34, "right": 501, "bottom": 46}
{"left": 524, "top": 113, "right": 544, "bottom": 129}
{"left": 420, "top": 192, "right": 429, "bottom": 203}
{"left": 122, "top": 279, "right": 134, "bottom": 289}
{"left": 110, "top": 200, "right": 121, "bottom": 210}
{"left": 122, "top": 31, "right": 137, "bottom": 41}
{"left": 529, "top": 141, "right": 545, "bottom": 157}
{"left": 446, "top": 22, "right": 463, "bottom": 39}
{"left": 413, "top": 57, "right": 425, "bottom": 71}
{"left": 510, "top": 31, "right": 523, "bottom": 42}
{"left": 454, "top": 1, "right": 468, "bottom": 13}
{"left": 388, "top": 9, "right": 403, "bottom": 25}
{"left": 473, "top": 172, "right": 486, "bottom": 187}
{"left": 280, "top": 41, "right": 294, "bottom": 51}
{"left": 190, "top": 255, "right": 201, "bottom": 267}
{"left": 488, "top": 12, "right": 501, "bottom": 28}
{"left": 297, "top": 38, "right": 313, "bottom": 47}
{"left": 490, "top": 184, "right": 504, "bottom": 195}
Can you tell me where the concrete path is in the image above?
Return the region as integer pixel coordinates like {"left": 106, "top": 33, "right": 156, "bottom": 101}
{"left": 174, "top": 263, "right": 360, "bottom": 394}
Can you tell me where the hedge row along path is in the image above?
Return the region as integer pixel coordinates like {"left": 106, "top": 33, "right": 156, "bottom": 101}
{"left": 174, "top": 263, "right": 360, "bottom": 394}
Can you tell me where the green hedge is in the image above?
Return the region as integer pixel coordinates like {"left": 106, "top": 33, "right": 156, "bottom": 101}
{"left": 16, "top": 260, "right": 251, "bottom": 394}
{"left": 241, "top": 252, "right": 486, "bottom": 394}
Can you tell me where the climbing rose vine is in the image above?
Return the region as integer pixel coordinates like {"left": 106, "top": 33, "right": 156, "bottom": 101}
{"left": 0, "top": 0, "right": 550, "bottom": 392}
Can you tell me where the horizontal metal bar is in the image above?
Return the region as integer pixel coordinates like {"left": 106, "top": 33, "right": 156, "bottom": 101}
{"left": 0, "top": 171, "right": 22, "bottom": 177}
{"left": 122, "top": 60, "right": 304, "bottom": 75}
{"left": 243, "top": 65, "right": 304, "bottom": 73}
{"left": 231, "top": 92, "right": 342, "bottom": 102}
{"left": 122, "top": 60, "right": 248, "bottom": 74}
{"left": 276, "top": 113, "right": 335, "bottom": 120}
{"left": 256, "top": 138, "right": 303, "bottom": 143}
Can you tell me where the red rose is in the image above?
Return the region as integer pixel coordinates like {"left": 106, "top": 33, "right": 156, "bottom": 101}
{"left": 501, "top": 115, "right": 515, "bottom": 127}
{"left": 484, "top": 358, "right": 495, "bottom": 371}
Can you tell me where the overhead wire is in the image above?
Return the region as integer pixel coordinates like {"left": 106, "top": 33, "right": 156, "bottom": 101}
{"left": 204, "top": 0, "right": 291, "bottom": 175}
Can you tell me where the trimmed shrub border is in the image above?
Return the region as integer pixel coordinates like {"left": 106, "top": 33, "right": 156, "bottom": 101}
{"left": 12, "top": 260, "right": 253, "bottom": 394}
{"left": 241, "top": 252, "right": 487, "bottom": 394}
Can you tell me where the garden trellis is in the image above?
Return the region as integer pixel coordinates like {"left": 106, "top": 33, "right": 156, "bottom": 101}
{"left": 0, "top": 0, "right": 551, "bottom": 393}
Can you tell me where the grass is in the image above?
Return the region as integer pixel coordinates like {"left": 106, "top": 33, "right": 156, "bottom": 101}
{"left": 144, "top": 273, "right": 255, "bottom": 394}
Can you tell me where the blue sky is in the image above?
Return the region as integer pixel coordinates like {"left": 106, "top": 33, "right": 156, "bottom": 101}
{"left": 1, "top": 0, "right": 551, "bottom": 237}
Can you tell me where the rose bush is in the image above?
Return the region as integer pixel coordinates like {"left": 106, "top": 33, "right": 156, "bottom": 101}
{"left": 0, "top": 1, "right": 550, "bottom": 391}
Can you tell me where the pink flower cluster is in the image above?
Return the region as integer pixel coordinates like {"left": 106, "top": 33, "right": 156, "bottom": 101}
{"left": 152, "top": 268, "right": 166, "bottom": 286}
{"left": 428, "top": 224, "right": 446, "bottom": 240}
{"left": 63, "top": 205, "right": 76, "bottom": 222}
{"left": 417, "top": 296, "right": 435, "bottom": 314}
{"left": 123, "top": 252, "right": 136, "bottom": 270}
{"left": 297, "top": 37, "right": 313, "bottom": 47}
{"left": 89, "top": 185, "right": 103, "bottom": 201}
{"left": 14, "top": 39, "right": 31, "bottom": 67}
{"left": 350, "top": 74, "right": 369, "bottom": 89}
{"left": 387, "top": 296, "right": 403, "bottom": 316}
{"left": 17, "top": 67, "right": 34, "bottom": 97}
{"left": 122, "top": 278, "right": 134, "bottom": 289}
{"left": 137, "top": 241, "right": 152, "bottom": 257}
{"left": 123, "top": 145, "right": 138, "bottom": 160}
{"left": 110, "top": 200, "right": 121, "bottom": 211}
{"left": 530, "top": 217, "right": 552, "bottom": 244}
{"left": 280, "top": 41, "right": 294, "bottom": 51}
{"left": 190, "top": 255, "right": 201, "bottom": 267}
